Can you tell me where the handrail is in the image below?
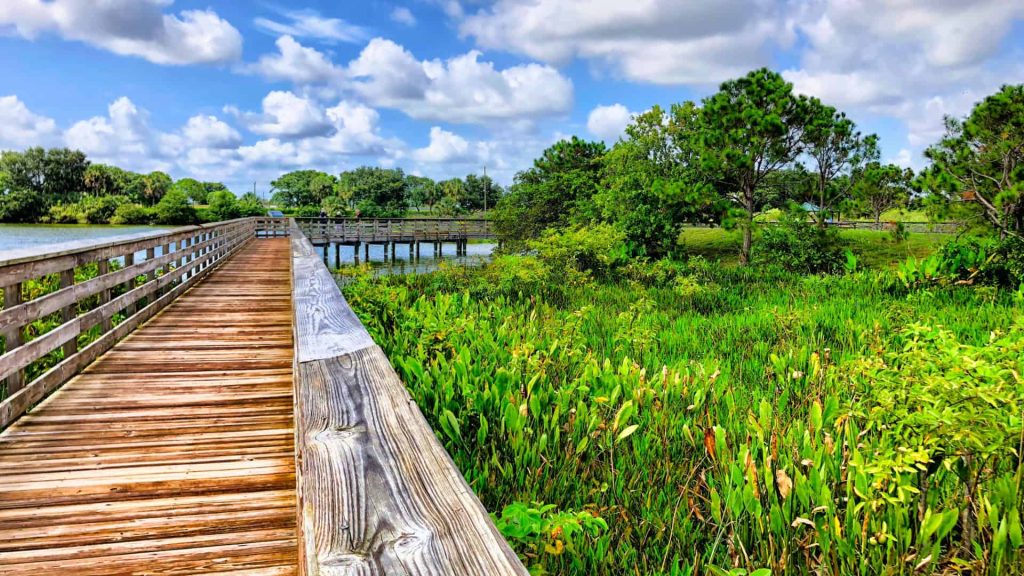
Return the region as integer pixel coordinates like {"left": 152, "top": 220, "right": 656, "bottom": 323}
{"left": 289, "top": 221, "right": 527, "bottom": 575}
{"left": 0, "top": 218, "right": 258, "bottom": 428}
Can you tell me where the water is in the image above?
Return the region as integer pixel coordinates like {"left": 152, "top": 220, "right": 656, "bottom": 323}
{"left": 322, "top": 241, "right": 496, "bottom": 278}
{"left": 0, "top": 224, "right": 175, "bottom": 256}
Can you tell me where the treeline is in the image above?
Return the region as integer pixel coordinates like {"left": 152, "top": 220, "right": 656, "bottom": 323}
{"left": 494, "top": 69, "right": 1023, "bottom": 263}
{"left": 0, "top": 147, "right": 264, "bottom": 225}
{"left": 270, "top": 168, "right": 503, "bottom": 218}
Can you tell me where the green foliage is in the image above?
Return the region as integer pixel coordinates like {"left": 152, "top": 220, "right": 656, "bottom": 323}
{"left": 920, "top": 84, "right": 1024, "bottom": 236}
{"left": 753, "top": 207, "right": 847, "bottom": 273}
{"left": 153, "top": 189, "right": 198, "bottom": 225}
{"left": 207, "top": 190, "right": 240, "bottom": 221}
{"left": 344, "top": 259, "right": 1022, "bottom": 575}
{"left": 492, "top": 137, "right": 606, "bottom": 248}
{"left": 109, "top": 203, "right": 154, "bottom": 225}
{"left": 529, "top": 224, "right": 629, "bottom": 285}
{"left": 0, "top": 186, "right": 46, "bottom": 222}
{"left": 494, "top": 502, "right": 608, "bottom": 573}
{"left": 270, "top": 170, "right": 336, "bottom": 208}
{"left": 236, "top": 192, "right": 266, "bottom": 217}
{"left": 46, "top": 195, "right": 127, "bottom": 224}
{"left": 340, "top": 166, "right": 407, "bottom": 217}
{"left": 171, "top": 178, "right": 207, "bottom": 204}
{"left": 853, "top": 162, "right": 914, "bottom": 223}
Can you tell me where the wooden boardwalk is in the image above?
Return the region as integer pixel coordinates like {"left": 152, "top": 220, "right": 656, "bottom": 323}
{"left": 0, "top": 239, "right": 298, "bottom": 575}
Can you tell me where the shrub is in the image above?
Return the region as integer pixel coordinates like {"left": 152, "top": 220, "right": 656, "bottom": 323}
{"left": 110, "top": 203, "right": 153, "bottom": 225}
{"left": 46, "top": 202, "right": 82, "bottom": 224}
{"left": 529, "top": 224, "right": 629, "bottom": 285}
{"left": 482, "top": 255, "right": 549, "bottom": 295}
{"left": 154, "top": 189, "right": 198, "bottom": 225}
{"left": 0, "top": 187, "right": 46, "bottom": 222}
{"left": 80, "top": 195, "right": 125, "bottom": 224}
{"left": 208, "top": 190, "right": 240, "bottom": 221}
{"left": 237, "top": 193, "right": 267, "bottom": 217}
{"left": 753, "top": 209, "right": 847, "bottom": 273}
{"left": 295, "top": 205, "right": 321, "bottom": 218}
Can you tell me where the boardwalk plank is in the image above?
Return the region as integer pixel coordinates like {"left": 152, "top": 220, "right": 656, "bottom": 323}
{"left": 0, "top": 239, "right": 297, "bottom": 575}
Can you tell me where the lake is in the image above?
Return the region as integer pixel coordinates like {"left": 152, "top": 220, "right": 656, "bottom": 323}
{"left": 323, "top": 241, "right": 496, "bottom": 280}
{"left": 0, "top": 224, "right": 175, "bottom": 256}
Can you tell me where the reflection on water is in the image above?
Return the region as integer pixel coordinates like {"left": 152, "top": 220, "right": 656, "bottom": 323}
{"left": 325, "top": 242, "right": 495, "bottom": 280}
{"left": 0, "top": 224, "right": 176, "bottom": 256}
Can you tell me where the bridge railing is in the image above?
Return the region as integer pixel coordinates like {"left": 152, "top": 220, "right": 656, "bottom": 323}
{"left": 0, "top": 218, "right": 256, "bottom": 429}
{"left": 289, "top": 221, "right": 527, "bottom": 574}
{"left": 295, "top": 217, "right": 493, "bottom": 242}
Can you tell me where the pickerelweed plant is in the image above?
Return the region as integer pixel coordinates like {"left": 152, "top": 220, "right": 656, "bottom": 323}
{"left": 343, "top": 256, "right": 1023, "bottom": 575}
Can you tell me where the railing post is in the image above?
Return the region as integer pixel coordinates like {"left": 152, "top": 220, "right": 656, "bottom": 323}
{"left": 2, "top": 283, "right": 24, "bottom": 395}
{"left": 60, "top": 269, "right": 78, "bottom": 358}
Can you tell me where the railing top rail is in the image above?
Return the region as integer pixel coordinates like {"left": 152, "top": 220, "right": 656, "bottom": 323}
{"left": 0, "top": 218, "right": 254, "bottom": 268}
{"left": 293, "top": 217, "right": 490, "bottom": 222}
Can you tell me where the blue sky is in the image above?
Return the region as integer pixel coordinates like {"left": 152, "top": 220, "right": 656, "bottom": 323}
{"left": 1, "top": 1, "right": 1022, "bottom": 195}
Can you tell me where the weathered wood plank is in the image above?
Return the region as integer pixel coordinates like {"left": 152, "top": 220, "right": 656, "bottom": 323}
{"left": 289, "top": 227, "right": 526, "bottom": 575}
{"left": 0, "top": 238, "right": 297, "bottom": 574}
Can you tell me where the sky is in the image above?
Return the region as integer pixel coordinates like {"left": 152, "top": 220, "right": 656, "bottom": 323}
{"left": 1, "top": 0, "right": 1022, "bottom": 196}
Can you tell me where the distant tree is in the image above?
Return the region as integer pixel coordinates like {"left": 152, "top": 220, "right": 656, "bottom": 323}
{"left": 463, "top": 174, "right": 502, "bottom": 212}
{"left": 493, "top": 137, "right": 606, "bottom": 247}
{"left": 405, "top": 175, "right": 437, "bottom": 212}
{"left": 801, "top": 98, "right": 879, "bottom": 226}
{"left": 201, "top": 182, "right": 228, "bottom": 203}
{"left": 207, "top": 190, "right": 240, "bottom": 220}
{"left": 339, "top": 167, "right": 407, "bottom": 217}
{"left": 0, "top": 147, "right": 89, "bottom": 204}
{"left": 688, "top": 69, "right": 808, "bottom": 264}
{"left": 140, "top": 171, "right": 172, "bottom": 206}
{"left": 920, "top": 84, "right": 1024, "bottom": 237}
{"left": 237, "top": 192, "right": 266, "bottom": 217}
{"left": 154, "top": 189, "right": 198, "bottom": 224}
{"left": 83, "top": 164, "right": 119, "bottom": 197}
{"left": 270, "top": 170, "right": 332, "bottom": 208}
{"left": 172, "top": 178, "right": 207, "bottom": 204}
{"left": 854, "top": 163, "right": 914, "bottom": 223}
{"left": 437, "top": 178, "right": 468, "bottom": 215}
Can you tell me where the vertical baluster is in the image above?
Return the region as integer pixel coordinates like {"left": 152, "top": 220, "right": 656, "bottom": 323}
{"left": 60, "top": 269, "right": 78, "bottom": 357}
{"left": 97, "top": 259, "right": 112, "bottom": 332}
{"left": 2, "top": 282, "right": 24, "bottom": 395}
{"left": 123, "top": 252, "right": 136, "bottom": 316}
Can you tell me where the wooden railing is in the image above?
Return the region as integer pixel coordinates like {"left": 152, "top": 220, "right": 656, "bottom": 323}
{"left": 296, "top": 217, "right": 493, "bottom": 243}
{"left": 289, "top": 221, "right": 527, "bottom": 575}
{"left": 0, "top": 218, "right": 256, "bottom": 428}
{"left": 256, "top": 216, "right": 291, "bottom": 238}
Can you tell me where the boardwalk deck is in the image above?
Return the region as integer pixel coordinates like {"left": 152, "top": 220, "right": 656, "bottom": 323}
{"left": 0, "top": 239, "right": 298, "bottom": 575}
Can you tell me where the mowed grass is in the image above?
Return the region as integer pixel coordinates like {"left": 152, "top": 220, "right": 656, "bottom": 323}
{"left": 677, "top": 226, "right": 947, "bottom": 268}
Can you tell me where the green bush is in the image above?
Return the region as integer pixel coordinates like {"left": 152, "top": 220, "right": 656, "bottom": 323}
{"left": 208, "top": 190, "right": 240, "bottom": 221}
{"left": 154, "top": 189, "right": 198, "bottom": 225}
{"left": 529, "top": 224, "right": 630, "bottom": 285}
{"left": 46, "top": 202, "right": 82, "bottom": 224}
{"left": 0, "top": 188, "right": 47, "bottom": 222}
{"left": 295, "top": 205, "right": 321, "bottom": 218}
{"left": 110, "top": 203, "right": 153, "bottom": 225}
{"left": 753, "top": 209, "right": 847, "bottom": 273}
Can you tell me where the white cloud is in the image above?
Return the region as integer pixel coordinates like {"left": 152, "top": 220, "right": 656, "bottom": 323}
{"left": 0, "top": 95, "right": 59, "bottom": 149}
{"left": 391, "top": 7, "right": 417, "bottom": 27}
{"left": 889, "top": 148, "right": 914, "bottom": 169}
{"left": 228, "top": 91, "right": 333, "bottom": 139}
{"left": 64, "top": 97, "right": 175, "bottom": 172}
{"left": 414, "top": 127, "right": 477, "bottom": 163}
{"left": 0, "top": 0, "right": 242, "bottom": 65}
{"left": 587, "top": 103, "right": 633, "bottom": 143}
{"left": 347, "top": 38, "right": 573, "bottom": 124}
{"left": 182, "top": 115, "right": 242, "bottom": 149}
{"left": 254, "top": 10, "right": 368, "bottom": 44}
{"left": 459, "top": 0, "right": 785, "bottom": 85}
{"left": 243, "top": 35, "right": 345, "bottom": 85}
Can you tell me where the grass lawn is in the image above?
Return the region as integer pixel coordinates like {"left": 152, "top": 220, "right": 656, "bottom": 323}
{"left": 677, "top": 226, "right": 948, "bottom": 268}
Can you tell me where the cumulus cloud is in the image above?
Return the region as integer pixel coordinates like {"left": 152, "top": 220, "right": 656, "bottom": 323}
{"left": 243, "top": 35, "right": 345, "bottom": 85}
{"left": 413, "top": 127, "right": 478, "bottom": 163}
{"left": 228, "top": 91, "right": 334, "bottom": 139}
{"left": 0, "top": 95, "right": 60, "bottom": 149}
{"left": 459, "top": 0, "right": 785, "bottom": 85}
{"left": 391, "top": 7, "right": 417, "bottom": 27}
{"left": 254, "top": 9, "right": 368, "bottom": 44}
{"left": 346, "top": 38, "right": 573, "bottom": 124}
{"left": 587, "top": 103, "right": 633, "bottom": 143}
{"left": 0, "top": 0, "right": 242, "bottom": 65}
{"left": 64, "top": 97, "right": 177, "bottom": 172}
{"left": 182, "top": 115, "right": 242, "bottom": 149}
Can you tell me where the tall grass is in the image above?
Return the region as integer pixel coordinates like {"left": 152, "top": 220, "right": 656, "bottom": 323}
{"left": 344, "top": 262, "right": 1022, "bottom": 575}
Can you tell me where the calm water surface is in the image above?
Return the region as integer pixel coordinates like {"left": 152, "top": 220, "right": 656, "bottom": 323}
{"left": 0, "top": 224, "right": 175, "bottom": 256}
{"left": 326, "top": 241, "right": 496, "bottom": 280}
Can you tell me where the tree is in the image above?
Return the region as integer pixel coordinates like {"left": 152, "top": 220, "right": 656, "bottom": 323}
{"left": 339, "top": 167, "right": 407, "bottom": 217}
{"left": 689, "top": 69, "right": 808, "bottom": 264}
{"left": 802, "top": 99, "right": 879, "bottom": 226}
{"left": 405, "top": 175, "right": 438, "bottom": 212}
{"left": 207, "top": 190, "right": 240, "bottom": 220}
{"left": 0, "top": 147, "right": 89, "bottom": 204}
{"left": 154, "top": 189, "right": 198, "bottom": 224}
{"left": 853, "top": 163, "right": 913, "bottom": 223}
{"left": 463, "top": 174, "right": 502, "bottom": 212}
{"left": 437, "top": 178, "right": 467, "bottom": 215}
{"left": 596, "top": 103, "right": 721, "bottom": 256}
{"left": 172, "top": 178, "right": 207, "bottom": 204}
{"left": 270, "top": 170, "right": 332, "bottom": 208}
{"left": 83, "top": 164, "right": 119, "bottom": 197}
{"left": 492, "top": 137, "right": 606, "bottom": 247}
{"left": 920, "top": 84, "right": 1024, "bottom": 237}
{"left": 237, "top": 192, "right": 266, "bottom": 217}
{"left": 141, "top": 171, "right": 172, "bottom": 205}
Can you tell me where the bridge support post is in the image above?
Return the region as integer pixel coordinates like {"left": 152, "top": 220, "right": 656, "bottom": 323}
{"left": 364, "top": 242, "right": 370, "bottom": 262}
{"left": 408, "top": 242, "right": 414, "bottom": 260}
{"left": 334, "top": 243, "right": 340, "bottom": 269}
{"left": 390, "top": 242, "right": 397, "bottom": 262}
{"left": 353, "top": 242, "right": 360, "bottom": 264}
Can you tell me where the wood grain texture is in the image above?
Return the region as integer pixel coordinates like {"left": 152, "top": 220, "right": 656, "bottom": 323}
{"left": 290, "top": 228, "right": 527, "bottom": 576}
{"left": 0, "top": 239, "right": 298, "bottom": 575}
